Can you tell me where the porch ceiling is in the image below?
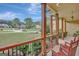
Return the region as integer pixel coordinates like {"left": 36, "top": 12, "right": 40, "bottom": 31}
{"left": 47, "top": 3, "right": 79, "bottom": 21}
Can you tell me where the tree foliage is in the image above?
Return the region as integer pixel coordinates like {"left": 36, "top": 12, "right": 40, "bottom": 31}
{"left": 11, "top": 18, "right": 20, "bottom": 28}
{"left": 24, "top": 18, "right": 35, "bottom": 29}
{"left": 0, "top": 17, "right": 39, "bottom": 29}
{"left": 17, "top": 45, "right": 29, "bottom": 56}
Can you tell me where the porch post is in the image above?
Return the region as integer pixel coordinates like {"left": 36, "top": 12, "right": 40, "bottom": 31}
{"left": 56, "top": 13, "right": 59, "bottom": 44}
{"left": 50, "top": 15, "right": 53, "bottom": 49}
{"left": 62, "top": 18, "right": 64, "bottom": 40}
{"left": 65, "top": 19, "right": 66, "bottom": 33}
{"left": 41, "top": 3, "right": 47, "bottom": 56}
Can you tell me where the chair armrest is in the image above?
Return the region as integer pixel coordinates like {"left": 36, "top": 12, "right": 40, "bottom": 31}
{"left": 65, "top": 42, "right": 71, "bottom": 46}
{"left": 65, "top": 42, "right": 70, "bottom": 44}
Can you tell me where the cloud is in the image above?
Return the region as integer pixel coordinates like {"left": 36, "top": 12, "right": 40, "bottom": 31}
{"left": 0, "top": 11, "right": 24, "bottom": 20}
{"left": 0, "top": 11, "right": 17, "bottom": 20}
{"left": 27, "top": 3, "right": 41, "bottom": 15}
{"left": 27, "top": 3, "right": 41, "bottom": 22}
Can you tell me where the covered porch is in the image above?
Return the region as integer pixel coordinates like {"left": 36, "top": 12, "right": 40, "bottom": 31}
{"left": 0, "top": 3, "right": 79, "bottom": 56}
{"left": 47, "top": 3, "right": 79, "bottom": 56}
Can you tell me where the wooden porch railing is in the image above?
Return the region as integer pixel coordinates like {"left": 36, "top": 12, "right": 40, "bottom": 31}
{"left": 0, "top": 38, "right": 42, "bottom": 56}
{"left": 0, "top": 34, "right": 57, "bottom": 56}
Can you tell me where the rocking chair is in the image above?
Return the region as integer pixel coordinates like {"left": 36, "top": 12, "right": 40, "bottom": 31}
{"left": 52, "top": 36, "right": 79, "bottom": 56}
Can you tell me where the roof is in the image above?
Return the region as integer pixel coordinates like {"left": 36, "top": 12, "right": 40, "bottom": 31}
{"left": 47, "top": 3, "right": 79, "bottom": 21}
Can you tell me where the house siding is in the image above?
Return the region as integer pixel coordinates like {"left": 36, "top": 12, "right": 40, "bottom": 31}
{"left": 66, "top": 23, "right": 79, "bottom": 35}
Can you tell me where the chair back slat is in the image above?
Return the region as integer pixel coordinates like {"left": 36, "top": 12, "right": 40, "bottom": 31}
{"left": 60, "top": 36, "right": 79, "bottom": 56}
{"left": 60, "top": 44, "right": 70, "bottom": 55}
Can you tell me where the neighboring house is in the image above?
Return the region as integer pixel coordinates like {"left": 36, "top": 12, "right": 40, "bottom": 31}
{"left": 0, "top": 19, "right": 26, "bottom": 29}
{"left": 0, "top": 20, "right": 9, "bottom": 28}
{"left": 34, "top": 21, "right": 41, "bottom": 29}
{"left": 36, "top": 25, "right": 41, "bottom": 29}
{"left": 17, "top": 23, "right": 26, "bottom": 29}
{"left": 0, "top": 24, "right": 9, "bottom": 28}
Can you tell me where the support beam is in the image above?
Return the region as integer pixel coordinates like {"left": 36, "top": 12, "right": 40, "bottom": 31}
{"left": 65, "top": 19, "right": 66, "bottom": 33}
{"left": 62, "top": 18, "right": 64, "bottom": 40}
{"left": 56, "top": 13, "right": 59, "bottom": 45}
{"left": 50, "top": 15, "right": 53, "bottom": 49}
{"left": 41, "top": 3, "right": 47, "bottom": 56}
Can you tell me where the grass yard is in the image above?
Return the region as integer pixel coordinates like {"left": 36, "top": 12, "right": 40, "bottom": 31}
{"left": 0, "top": 32, "right": 41, "bottom": 48}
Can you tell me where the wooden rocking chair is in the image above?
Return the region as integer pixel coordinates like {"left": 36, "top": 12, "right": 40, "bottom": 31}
{"left": 52, "top": 36, "right": 79, "bottom": 56}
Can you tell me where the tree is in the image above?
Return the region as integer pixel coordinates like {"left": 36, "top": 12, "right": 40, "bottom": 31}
{"left": 7, "top": 20, "right": 13, "bottom": 28}
{"left": 11, "top": 18, "right": 20, "bottom": 28}
{"left": 24, "top": 18, "right": 34, "bottom": 29}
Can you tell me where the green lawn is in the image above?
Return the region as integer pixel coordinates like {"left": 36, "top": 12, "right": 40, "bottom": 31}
{"left": 0, "top": 32, "right": 40, "bottom": 48}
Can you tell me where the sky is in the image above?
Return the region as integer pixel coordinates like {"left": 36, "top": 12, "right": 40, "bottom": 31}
{"left": 0, "top": 3, "right": 42, "bottom": 22}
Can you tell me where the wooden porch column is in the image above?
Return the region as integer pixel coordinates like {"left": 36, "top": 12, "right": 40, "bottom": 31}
{"left": 50, "top": 15, "right": 53, "bottom": 49}
{"left": 65, "top": 19, "right": 66, "bottom": 33}
{"left": 62, "top": 18, "right": 64, "bottom": 40}
{"left": 56, "top": 13, "right": 59, "bottom": 45}
{"left": 41, "top": 3, "right": 47, "bottom": 56}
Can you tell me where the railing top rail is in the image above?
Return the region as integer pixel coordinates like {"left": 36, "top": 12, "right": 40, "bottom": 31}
{"left": 0, "top": 34, "right": 57, "bottom": 51}
{"left": 0, "top": 37, "right": 42, "bottom": 51}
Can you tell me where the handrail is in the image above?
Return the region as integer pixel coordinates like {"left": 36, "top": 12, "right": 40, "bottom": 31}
{"left": 0, "top": 37, "right": 42, "bottom": 51}
{"left": 0, "top": 34, "right": 57, "bottom": 52}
